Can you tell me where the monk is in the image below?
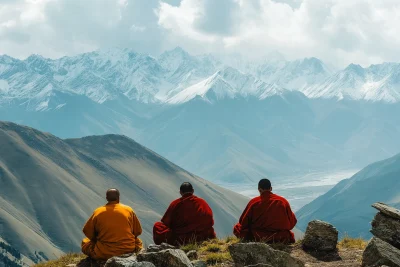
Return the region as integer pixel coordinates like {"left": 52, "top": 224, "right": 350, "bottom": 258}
{"left": 153, "top": 182, "right": 216, "bottom": 245}
{"left": 81, "top": 189, "right": 143, "bottom": 260}
{"left": 233, "top": 179, "right": 297, "bottom": 243}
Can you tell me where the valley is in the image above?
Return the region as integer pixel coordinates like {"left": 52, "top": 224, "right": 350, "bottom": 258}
{"left": 219, "top": 169, "right": 358, "bottom": 211}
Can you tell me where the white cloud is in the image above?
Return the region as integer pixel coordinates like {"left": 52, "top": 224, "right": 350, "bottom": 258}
{"left": 157, "top": 0, "right": 400, "bottom": 67}
{"left": 0, "top": 0, "right": 400, "bottom": 67}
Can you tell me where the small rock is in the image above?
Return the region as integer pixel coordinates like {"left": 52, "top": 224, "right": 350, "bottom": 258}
{"left": 228, "top": 242, "right": 304, "bottom": 267}
{"left": 66, "top": 264, "right": 77, "bottom": 267}
{"left": 105, "top": 254, "right": 155, "bottom": 267}
{"left": 186, "top": 250, "right": 198, "bottom": 260}
{"left": 147, "top": 243, "right": 176, "bottom": 253}
{"left": 302, "top": 220, "right": 338, "bottom": 252}
{"left": 137, "top": 249, "right": 193, "bottom": 267}
{"left": 371, "top": 212, "right": 400, "bottom": 249}
{"left": 191, "top": 260, "right": 207, "bottom": 267}
{"left": 362, "top": 237, "right": 400, "bottom": 267}
{"left": 372, "top": 203, "right": 400, "bottom": 220}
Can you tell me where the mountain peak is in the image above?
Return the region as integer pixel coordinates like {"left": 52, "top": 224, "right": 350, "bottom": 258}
{"left": 345, "top": 63, "right": 364, "bottom": 73}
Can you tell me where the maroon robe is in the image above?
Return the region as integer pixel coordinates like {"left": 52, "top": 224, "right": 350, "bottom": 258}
{"left": 234, "top": 191, "right": 297, "bottom": 243}
{"left": 153, "top": 193, "right": 216, "bottom": 245}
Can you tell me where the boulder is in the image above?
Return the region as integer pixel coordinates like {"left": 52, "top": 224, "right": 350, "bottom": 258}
{"left": 371, "top": 212, "right": 400, "bottom": 249}
{"left": 146, "top": 243, "right": 176, "bottom": 253}
{"left": 137, "top": 249, "right": 193, "bottom": 267}
{"left": 191, "top": 260, "right": 207, "bottom": 267}
{"left": 105, "top": 254, "right": 155, "bottom": 267}
{"left": 228, "top": 242, "right": 304, "bottom": 267}
{"left": 372, "top": 203, "right": 400, "bottom": 220}
{"left": 362, "top": 237, "right": 400, "bottom": 267}
{"left": 186, "top": 250, "right": 198, "bottom": 260}
{"left": 302, "top": 220, "right": 338, "bottom": 252}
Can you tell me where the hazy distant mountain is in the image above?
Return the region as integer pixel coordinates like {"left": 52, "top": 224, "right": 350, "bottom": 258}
{"left": 0, "top": 121, "right": 248, "bottom": 262}
{"left": 303, "top": 63, "right": 400, "bottom": 102}
{"left": 1, "top": 48, "right": 400, "bottom": 184}
{"left": 2, "top": 47, "right": 400, "bottom": 108}
{"left": 296, "top": 153, "right": 400, "bottom": 238}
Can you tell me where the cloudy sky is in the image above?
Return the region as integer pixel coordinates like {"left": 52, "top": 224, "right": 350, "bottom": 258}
{"left": 0, "top": 0, "right": 399, "bottom": 67}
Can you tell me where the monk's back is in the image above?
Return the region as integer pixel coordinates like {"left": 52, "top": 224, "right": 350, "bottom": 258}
{"left": 172, "top": 195, "right": 214, "bottom": 234}
{"left": 82, "top": 202, "right": 142, "bottom": 260}
{"left": 251, "top": 193, "right": 293, "bottom": 231}
{"left": 93, "top": 203, "right": 136, "bottom": 243}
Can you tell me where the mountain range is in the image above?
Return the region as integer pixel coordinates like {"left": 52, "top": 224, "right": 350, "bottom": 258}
{"left": 296, "top": 152, "right": 400, "bottom": 239}
{"left": 1, "top": 47, "right": 400, "bottom": 184}
{"left": 2, "top": 47, "right": 400, "bottom": 108}
{"left": 0, "top": 121, "right": 249, "bottom": 264}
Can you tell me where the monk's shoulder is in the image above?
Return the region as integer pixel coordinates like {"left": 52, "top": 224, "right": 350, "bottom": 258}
{"left": 166, "top": 198, "right": 181, "bottom": 210}
{"left": 93, "top": 205, "right": 107, "bottom": 216}
{"left": 271, "top": 193, "right": 290, "bottom": 205}
{"left": 118, "top": 203, "right": 135, "bottom": 213}
{"left": 248, "top": 196, "right": 262, "bottom": 206}
{"left": 193, "top": 195, "right": 209, "bottom": 204}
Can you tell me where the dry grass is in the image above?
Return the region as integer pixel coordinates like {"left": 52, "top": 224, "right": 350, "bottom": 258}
{"left": 180, "top": 242, "right": 201, "bottom": 252}
{"left": 34, "top": 253, "right": 86, "bottom": 267}
{"left": 338, "top": 236, "right": 368, "bottom": 250}
{"left": 199, "top": 237, "right": 238, "bottom": 265}
{"left": 205, "top": 252, "right": 231, "bottom": 265}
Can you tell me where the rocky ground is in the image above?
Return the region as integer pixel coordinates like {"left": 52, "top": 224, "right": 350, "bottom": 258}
{"left": 34, "top": 202, "right": 400, "bottom": 267}
{"left": 34, "top": 237, "right": 366, "bottom": 267}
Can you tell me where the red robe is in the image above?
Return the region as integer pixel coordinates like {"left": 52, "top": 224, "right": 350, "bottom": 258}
{"left": 153, "top": 193, "right": 216, "bottom": 245}
{"left": 234, "top": 191, "right": 297, "bottom": 243}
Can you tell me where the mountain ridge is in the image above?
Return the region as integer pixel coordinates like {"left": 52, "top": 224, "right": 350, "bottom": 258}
{"left": 0, "top": 121, "right": 249, "bottom": 263}
{"left": 2, "top": 47, "right": 400, "bottom": 110}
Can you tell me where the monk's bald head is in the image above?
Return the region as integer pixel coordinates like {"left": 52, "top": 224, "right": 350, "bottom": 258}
{"left": 258, "top": 178, "right": 272, "bottom": 195}
{"left": 180, "top": 182, "right": 194, "bottom": 196}
{"left": 106, "top": 188, "right": 120, "bottom": 202}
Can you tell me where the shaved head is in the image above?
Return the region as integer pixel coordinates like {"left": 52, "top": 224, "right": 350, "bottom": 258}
{"left": 106, "top": 188, "right": 120, "bottom": 202}
{"left": 180, "top": 182, "right": 194, "bottom": 195}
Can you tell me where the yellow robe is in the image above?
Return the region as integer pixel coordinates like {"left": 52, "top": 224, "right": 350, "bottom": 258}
{"left": 81, "top": 202, "right": 143, "bottom": 260}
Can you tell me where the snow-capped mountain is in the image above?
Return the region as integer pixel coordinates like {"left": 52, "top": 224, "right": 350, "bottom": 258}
{"left": 2, "top": 47, "right": 400, "bottom": 112}
{"left": 167, "top": 67, "right": 284, "bottom": 104}
{"left": 303, "top": 63, "right": 400, "bottom": 102}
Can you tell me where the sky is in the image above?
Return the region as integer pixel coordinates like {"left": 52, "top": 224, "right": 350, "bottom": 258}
{"left": 0, "top": 0, "right": 399, "bottom": 67}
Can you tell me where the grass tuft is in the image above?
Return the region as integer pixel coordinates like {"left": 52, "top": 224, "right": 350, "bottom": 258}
{"left": 180, "top": 242, "right": 201, "bottom": 252}
{"left": 205, "top": 252, "right": 231, "bottom": 265}
{"left": 338, "top": 235, "right": 368, "bottom": 250}
{"left": 34, "top": 253, "right": 86, "bottom": 267}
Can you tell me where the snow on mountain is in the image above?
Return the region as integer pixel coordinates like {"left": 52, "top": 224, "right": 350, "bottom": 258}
{"left": 303, "top": 63, "right": 400, "bottom": 102}
{"left": 255, "top": 57, "right": 334, "bottom": 91}
{"left": 2, "top": 47, "right": 400, "bottom": 109}
{"left": 166, "top": 67, "right": 285, "bottom": 104}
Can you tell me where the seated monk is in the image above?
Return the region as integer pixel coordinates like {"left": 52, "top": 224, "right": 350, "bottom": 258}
{"left": 153, "top": 182, "right": 216, "bottom": 245}
{"left": 234, "top": 179, "right": 297, "bottom": 243}
{"left": 81, "top": 188, "right": 143, "bottom": 260}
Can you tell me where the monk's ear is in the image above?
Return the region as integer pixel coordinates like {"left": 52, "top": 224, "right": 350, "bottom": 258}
{"left": 269, "top": 187, "right": 273, "bottom": 192}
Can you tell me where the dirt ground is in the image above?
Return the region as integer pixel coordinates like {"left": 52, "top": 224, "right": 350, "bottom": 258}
{"left": 290, "top": 244, "right": 364, "bottom": 267}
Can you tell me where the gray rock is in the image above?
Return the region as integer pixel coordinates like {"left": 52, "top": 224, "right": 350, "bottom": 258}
{"left": 228, "top": 242, "right": 304, "bottom": 267}
{"left": 146, "top": 243, "right": 176, "bottom": 253}
{"left": 191, "top": 260, "right": 207, "bottom": 267}
{"left": 105, "top": 254, "right": 155, "bottom": 267}
{"left": 372, "top": 203, "right": 400, "bottom": 221}
{"left": 245, "top": 264, "right": 275, "bottom": 267}
{"left": 302, "top": 220, "right": 338, "bottom": 252}
{"left": 362, "top": 237, "right": 400, "bottom": 267}
{"left": 371, "top": 212, "right": 400, "bottom": 249}
{"left": 137, "top": 249, "right": 193, "bottom": 267}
